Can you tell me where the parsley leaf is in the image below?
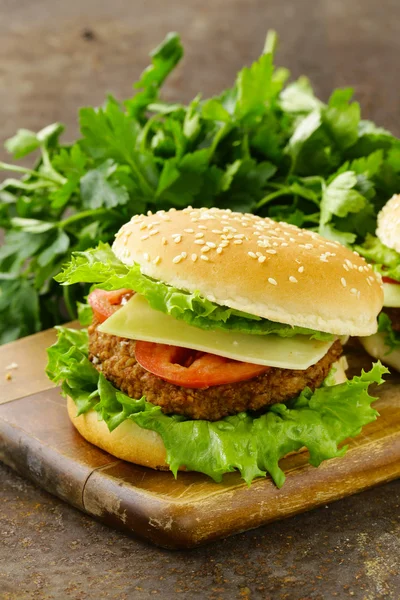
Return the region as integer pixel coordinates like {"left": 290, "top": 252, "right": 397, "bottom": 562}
{"left": 1, "top": 30, "right": 400, "bottom": 342}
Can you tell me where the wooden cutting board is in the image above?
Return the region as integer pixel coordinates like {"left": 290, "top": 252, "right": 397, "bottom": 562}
{"left": 0, "top": 327, "right": 399, "bottom": 549}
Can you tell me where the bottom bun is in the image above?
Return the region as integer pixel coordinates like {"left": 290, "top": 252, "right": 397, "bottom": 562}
{"left": 359, "top": 333, "right": 400, "bottom": 372}
{"left": 67, "top": 397, "right": 172, "bottom": 470}
{"left": 67, "top": 359, "right": 347, "bottom": 472}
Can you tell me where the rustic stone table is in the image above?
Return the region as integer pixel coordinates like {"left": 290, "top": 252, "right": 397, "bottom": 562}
{"left": 0, "top": 1, "right": 399, "bottom": 598}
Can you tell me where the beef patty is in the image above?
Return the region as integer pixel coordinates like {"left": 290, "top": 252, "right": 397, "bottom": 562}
{"left": 88, "top": 323, "right": 342, "bottom": 421}
{"left": 382, "top": 307, "right": 400, "bottom": 332}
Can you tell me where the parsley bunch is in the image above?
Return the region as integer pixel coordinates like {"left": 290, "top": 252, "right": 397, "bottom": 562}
{"left": 1, "top": 31, "right": 400, "bottom": 343}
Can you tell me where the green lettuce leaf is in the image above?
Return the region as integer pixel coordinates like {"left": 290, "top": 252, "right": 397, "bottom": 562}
{"left": 378, "top": 312, "right": 400, "bottom": 354}
{"left": 46, "top": 326, "right": 388, "bottom": 487}
{"left": 55, "top": 243, "right": 333, "bottom": 340}
{"left": 356, "top": 235, "right": 400, "bottom": 282}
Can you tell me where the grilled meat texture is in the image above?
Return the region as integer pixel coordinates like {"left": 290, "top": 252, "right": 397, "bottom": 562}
{"left": 88, "top": 323, "right": 342, "bottom": 421}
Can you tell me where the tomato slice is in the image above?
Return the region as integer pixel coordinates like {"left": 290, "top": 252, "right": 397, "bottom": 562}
{"left": 135, "top": 341, "right": 270, "bottom": 388}
{"left": 88, "top": 288, "right": 133, "bottom": 323}
{"left": 382, "top": 276, "right": 400, "bottom": 285}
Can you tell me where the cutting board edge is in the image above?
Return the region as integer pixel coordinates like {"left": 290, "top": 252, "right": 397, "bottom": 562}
{"left": 80, "top": 429, "right": 400, "bottom": 549}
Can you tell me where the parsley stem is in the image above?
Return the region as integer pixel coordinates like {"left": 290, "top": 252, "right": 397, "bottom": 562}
{"left": 256, "top": 188, "right": 290, "bottom": 209}
{"left": 263, "top": 30, "right": 278, "bottom": 56}
{"left": 0, "top": 161, "right": 64, "bottom": 185}
{"left": 208, "top": 123, "right": 232, "bottom": 162}
{"left": 124, "top": 155, "right": 155, "bottom": 197}
{"left": 59, "top": 208, "right": 114, "bottom": 229}
{"left": 63, "top": 285, "right": 77, "bottom": 319}
{"left": 41, "top": 146, "right": 67, "bottom": 185}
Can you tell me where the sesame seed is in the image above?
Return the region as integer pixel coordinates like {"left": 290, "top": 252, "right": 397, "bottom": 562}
{"left": 149, "top": 229, "right": 159, "bottom": 236}
{"left": 162, "top": 237, "right": 168, "bottom": 245}
{"left": 248, "top": 252, "right": 257, "bottom": 259}
{"left": 201, "top": 246, "right": 211, "bottom": 253}
{"left": 191, "top": 253, "right": 198, "bottom": 262}
{"left": 350, "top": 288, "right": 357, "bottom": 295}
{"left": 153, "top": 256, "right": 161, "bottom": 265}
{"left": 268, "top": 278, "right": 278, "bottom": 286}
{"left": 258, "top": 255, "right": 266, "bottom": 263}
{"left": 172, "top": 255, "right": 183, "bottom": 264}
{"left": 298, "top": 266, "right": 304, "bottom": 273}
{"left": 220, "top": 241, "right": 230, "bottom": 247}
{"left": 266, "top": 249, "right": 277, "bottom": 255}
{"left": 143, "top": 252, "right": 149, "bottom": 261}
{"left": 173, "top": 235, "right": 182, "bottom": 243}
{"left": 184, "top": 229, "right": 194, "bottom": 233}
{"left": 139, "top": 223, "right": 147, "bottom": 230}
{"left": 216, "top": 247, "right": 223, "bottom": 254}
{"left": 212, "top": 229, "right": 223, "bottom": 234}
{"left": 358, "top": 266, "right": 364, "bottom": 273}
{"left": 198, "top": 225, "right": 207, "bottom": 230}
{"left": 206, "top": 241, "right": 216, "bottom": 248}
{"left": 181, "top": 252, "right": 187, "bottom": 259}
{"left": 341, "top": 278, "right": 347, "bottom": 287}
{"left": 234, "top": 239, "right": 243, "bottom": 245}
{"left": 289, "top": 276, "right": 298, "bottom": 283}
{"left": 195, "top": 232, "right": 204, "bottom": 239}
{"left": 147, "top": 210, "right": 153, "bottom": 216}
{"left": 194, "top": 239, "right": 204, "bottom": 245}
{"left": 234, "top": 234, "right": 245, "bottom": 239}
{"left": 343, "top": 264, "right": 349, "bottom": 271}
{"left": 200, "top": 254, "right": 209, "bottom": 261}
{"left": 140, "top": 234, "right": 149, "bottom": 241}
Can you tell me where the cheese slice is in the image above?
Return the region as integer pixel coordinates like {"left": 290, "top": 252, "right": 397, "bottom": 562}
{"left": 98, "top": 294, "right": 335, "bottom": 370}
{"left": 383, "top": 282, "right": 400, "bottom": 307}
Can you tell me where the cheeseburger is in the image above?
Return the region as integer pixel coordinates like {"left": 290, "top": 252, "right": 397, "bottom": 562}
{"left": 47, "top": 207, "right": 386, "bottom": 487}
{"left": 358, "top": 194, "right": 400, "bottom": 371}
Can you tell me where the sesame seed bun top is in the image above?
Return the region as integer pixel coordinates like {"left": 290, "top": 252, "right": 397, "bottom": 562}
{"left": 113, "top": 207, "right": 384, "bottom": 336}
{"left": 376, "top": 194, "right": 400, "bottom": 254}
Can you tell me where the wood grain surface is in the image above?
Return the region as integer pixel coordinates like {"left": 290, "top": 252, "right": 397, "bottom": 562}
{"left": 0, "top": 329, "right": 399, "bottom": 548}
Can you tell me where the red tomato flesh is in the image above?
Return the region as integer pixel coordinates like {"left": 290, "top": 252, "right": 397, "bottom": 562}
{"left": 88, "top": 288, "right": 134, "bottom": 323}
{"left": 382, "top": 276, "right": 400, "bottom": 285}
{"left": 135, "top": 341, "right": 270, "bottom": 389}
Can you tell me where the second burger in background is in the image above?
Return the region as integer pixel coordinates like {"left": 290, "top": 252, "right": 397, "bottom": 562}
{"left": 48, "top": 207, "right": 386, "bottom": 487}
{"left": 358, "top": 194, "right": 400, "bottom": 370}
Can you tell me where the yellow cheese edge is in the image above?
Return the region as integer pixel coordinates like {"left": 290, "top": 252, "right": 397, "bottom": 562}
{"left": 98, "top": 294, "right": 336, "bottom": 371}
